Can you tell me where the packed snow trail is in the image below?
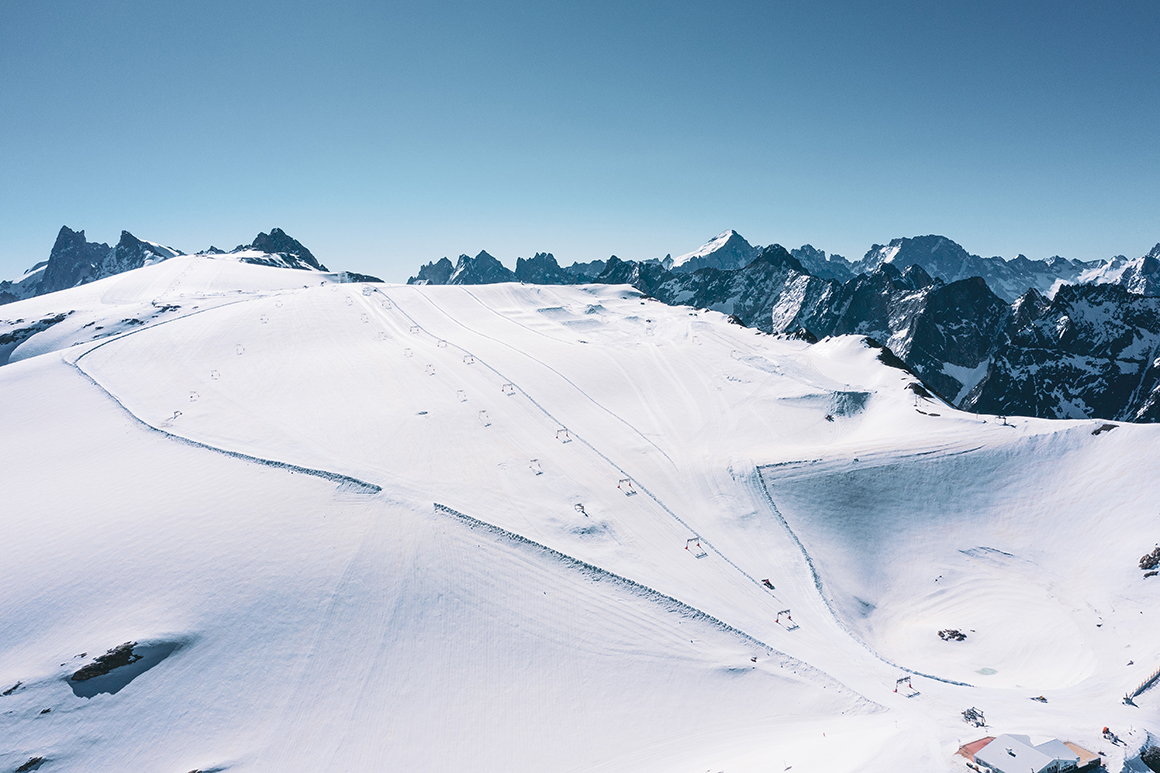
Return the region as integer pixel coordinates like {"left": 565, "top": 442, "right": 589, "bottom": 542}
{"left": 373, "top": 286, "right": 995, "bottom": 696}
{"left": 67, "top": 354, "right": 381, "bottom": 494}
{"left": 375, "top": 287, "right": 774, "bottom": 593}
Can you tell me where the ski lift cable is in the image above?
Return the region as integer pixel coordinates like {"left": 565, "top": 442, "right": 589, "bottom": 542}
{"left": 373, "top": 288, "right": 772, "bottom": 596}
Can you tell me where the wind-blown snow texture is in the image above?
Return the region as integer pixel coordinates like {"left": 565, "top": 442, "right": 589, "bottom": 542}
{"left": 1, "top": 257, "right": 1157, "bottom": 772}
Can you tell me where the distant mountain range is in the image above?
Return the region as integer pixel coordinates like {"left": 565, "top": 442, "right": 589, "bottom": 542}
{"left": 5, "top": 224, "right": 1159, "bottom": 423}
{"left": 407, "top": 230, "right": 1160, "bottom": 423}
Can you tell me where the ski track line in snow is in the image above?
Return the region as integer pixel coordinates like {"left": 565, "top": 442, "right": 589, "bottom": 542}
{"left": 760, "top": 440, "right": 987, "bottom": 482}
{"left": 432, "top": 502, "right": 882, "bottom": 712}
{"left": 64, "top": 300, "right": 383, "bottom": 495}
{"left": 400, "top": 286, "right": 676, "bottom": 468}
{"left": 376, "top": 287, "right": 776, "bottom": 597}
{"left": 753, "top": 467, "right": 975, "bottom": 689}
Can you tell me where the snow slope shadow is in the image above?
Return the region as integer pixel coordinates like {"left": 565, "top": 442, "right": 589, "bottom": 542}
{"left": 756, "top": 429, "right": 1135, "bottom": 691}
{"left": 432, "top": 502, "right": 873, "bottom": 707}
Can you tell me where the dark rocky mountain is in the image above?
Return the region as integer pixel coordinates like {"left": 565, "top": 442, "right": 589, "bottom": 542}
{"left": 962, "top": 284, "right": 1160, "bottom": 421}
{"left": 515, "top": 253, "right": 573, "bottom": 285}
{"left": 410, "top": 253, "right": 606, "bottom": 286}
{"left": 1, "top": 227, "right": 178, "bottom": 305}
{"left": 447, "top": 251, "right": 516, "bottom": 284}
{"left": 562, "top": 259, "right": 607, "bottom": 280}
{"left": 40, "top": 226, "right": 113, "bottom": 294}
{"left": 790, "top": 244, "right": 855, "bottom": 283}
{"left": 852, "top": 235, "right": 1101, "bottom": 303}
{"left": 2, "top": 226, "right": 329, "bottom": 307}
{"left": 408, "top": 257, "right": 455, "bottom": 285}
{"left": 231, "top": 228, "right": 327, "bottom": 271}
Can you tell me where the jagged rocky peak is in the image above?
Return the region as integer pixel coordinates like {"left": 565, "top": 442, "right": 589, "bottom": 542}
{"left": 448, "top": 251, "right": 516, "bottom": 285}
{"left": 408, "top": 257, "right": 455, "bottom": 285}
{"left": 900, "top": 263, "right": 935, "bottom": 290}
{"left": 668, "top": 230, "right": 759, "bottom": 273}
{"left": 40, "top": 226, "right": 111, "bottom": 295}
{"left": 103, "top": 231, "right": 180, "bottom": 276}
{"left": 790, "top": 244, "right": 854, "bottom": 283}
{"left": 562, "top": 258, "right": 606, "bottom": 280}
{"left": 1010, "top": 287, "right": 1050, "bottom": 327}
{"left": 233, "top": 228, "right": 326, "bottom": 272}
{"left": 853, "top": 235, "right": 972, "bottom": 278}
{"left": 747, "top": 244, "right": 806, "bottom": 272}
{"left": 514, "top": 253, "right": 572, "bottom": 285}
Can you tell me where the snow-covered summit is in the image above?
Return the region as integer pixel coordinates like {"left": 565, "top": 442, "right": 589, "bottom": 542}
{"left": 667, "top": 229, "right": 760, "bottom": 273}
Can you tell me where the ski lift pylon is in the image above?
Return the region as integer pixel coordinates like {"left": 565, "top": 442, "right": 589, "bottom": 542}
{"left": 555, "top": 428, "right": 571, "bottom": 442}
{"left": 617, "top": 478, "right": 636, "bottom": 496}
{"left": 685, "top": 537, "right": 707, "bottom": 558}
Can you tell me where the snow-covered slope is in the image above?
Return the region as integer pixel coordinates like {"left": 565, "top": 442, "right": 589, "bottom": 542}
{"left": 1073, "top": 244, "right": 1160, "bottom": 297}
{"left": 667, "top": 230, "right": 760, "bottom": 273}
{"left": 2, "top": 260, "right": 1157, "bottom": 772}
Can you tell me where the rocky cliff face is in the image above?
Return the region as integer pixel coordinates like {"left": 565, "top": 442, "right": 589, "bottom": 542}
{"left": 633, "top": 246, "right": 833, "bottom": 332}
{"left": 790, "top": 244, "right": 854, "bottom": 283}
{"left": 963, "top": 284, "right": 1160, "bottom": 421}
{"left": 448, "top": 251, "right": 516, "bottom": 284}
{"left": 39, "top": 226, "right": 112, "bottom": 294}
{"left": 0, "top": 227, "right": 177, "bottom": 305}
{"left": 515, "top": 253, "right": 573, "bottom": 285}
{"left": 408, "top": 257, "right": 455, "bottom": 285}
{"left": 231, "top": 228, "right": 327, "bottom": 271}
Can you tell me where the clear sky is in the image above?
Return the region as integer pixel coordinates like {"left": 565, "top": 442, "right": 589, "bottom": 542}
{"left": 2, "top": 0, "right": 1158, "bottom": 281}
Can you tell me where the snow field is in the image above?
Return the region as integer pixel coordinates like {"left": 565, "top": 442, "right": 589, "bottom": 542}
{"left": 2, "top": 260, "right": 1158, "bottom": 771}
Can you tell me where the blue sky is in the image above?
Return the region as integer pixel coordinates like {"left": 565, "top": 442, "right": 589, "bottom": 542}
{"left": 2, "top": 0, "right": 1158, "bottom": 281}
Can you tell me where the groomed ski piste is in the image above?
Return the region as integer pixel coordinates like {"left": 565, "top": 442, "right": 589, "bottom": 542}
{"left": 2, "top": 254, "right": 1158, "bottom": 772}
